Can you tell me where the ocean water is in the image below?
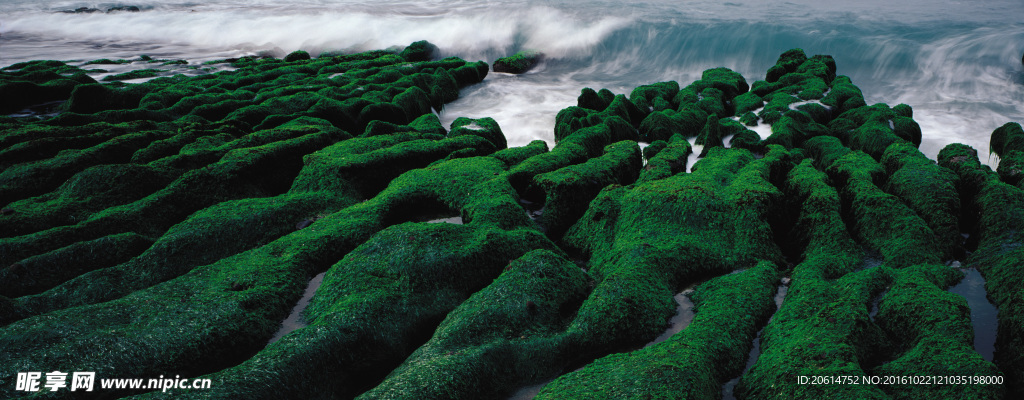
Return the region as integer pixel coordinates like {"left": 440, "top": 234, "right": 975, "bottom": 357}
{"left": 2, "top": 0, "right": 1023, "bottom": 163}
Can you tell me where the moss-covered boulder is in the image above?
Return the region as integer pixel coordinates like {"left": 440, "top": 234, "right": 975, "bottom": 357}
{"left": 493, "top": 51, "right": 543, "bottom": 74}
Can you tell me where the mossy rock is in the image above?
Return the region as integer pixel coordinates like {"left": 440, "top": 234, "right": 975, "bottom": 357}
{"left": 493, "top": 51, "right": 543, "bottom": 74}
{"left": 1, "top": 46, "right": 1021, "bottom": 399}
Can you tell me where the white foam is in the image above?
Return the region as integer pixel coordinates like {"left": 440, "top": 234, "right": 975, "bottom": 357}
{"left": 439, "top": 72, "right": 581, "bottom": 149}
{"left": 686, "top": 135, "right": 702, "bottom": 173}
{"left": 0, "top": 3, "right": 631, "bottom": 66}
{"left": 788, "top": 99, "right": 830, "bottom": 111}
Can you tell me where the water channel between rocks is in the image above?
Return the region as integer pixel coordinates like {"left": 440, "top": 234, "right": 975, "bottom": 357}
{"left": 947, "top": 265, "right": 998, "bottom": 362}
{"left": 506, "top": 284, "right": 700, "bottom": 400}
{"left": 267, "top": 271, "right": 327, "bottom": 345}
{"left": 721, "top": 277, "right": 789, "bottom": 400}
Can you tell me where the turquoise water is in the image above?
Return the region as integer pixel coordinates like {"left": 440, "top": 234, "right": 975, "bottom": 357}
{"left": 2, "top": 0, "right": 1023, "bottom": 159}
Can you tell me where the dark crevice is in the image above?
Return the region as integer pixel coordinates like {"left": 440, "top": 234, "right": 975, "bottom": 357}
{"left": 518, "top": 195, "right": 546, "bottom": 232}
{"left": 381, "top": 194, "right": 460, "bottom": 226}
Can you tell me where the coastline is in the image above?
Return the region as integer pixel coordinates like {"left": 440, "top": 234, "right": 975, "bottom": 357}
{"left": 0, "top": 41, "right": 1020, "bottom": 399}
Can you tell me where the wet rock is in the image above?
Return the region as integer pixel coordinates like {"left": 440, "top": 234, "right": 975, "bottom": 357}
{"left": 283, "top": 50, "right": 311, "bottom": 62}
{"left": 399, "top": 40, "right": 439, "bottom": 62}
{"left": 493, "top": 51, "right": 543, "bottom": 74}
{"left": 1, "top": 45, "right": 1020, "bottom": 400}
{"left": 63, "top": 7, "right": 100, "bottom": 13}
{"left": 107, "top": 6, "right": 141, "bottom": 12}
{"left": 990, "top": 122, "right": 1024, "bottom": 158}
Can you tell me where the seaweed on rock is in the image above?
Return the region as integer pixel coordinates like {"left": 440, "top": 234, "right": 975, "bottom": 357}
{"left": 0, "top": 46, "right": 1019, "bottom": 399}
{"left": 939, "top": 141, "right": 1024, "bottom": 398}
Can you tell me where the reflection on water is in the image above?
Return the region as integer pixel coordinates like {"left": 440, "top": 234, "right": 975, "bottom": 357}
{"left": 948, "top": 267, "right": 998, "bottom": 362}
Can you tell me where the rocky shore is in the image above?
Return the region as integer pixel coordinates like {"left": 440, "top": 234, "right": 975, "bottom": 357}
{"left": 0, "top": 42, "right": 1019, "bottom": 399}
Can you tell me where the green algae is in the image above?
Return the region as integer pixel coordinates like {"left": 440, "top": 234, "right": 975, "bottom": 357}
{"left": 558, "top": 145, "right": 789, "bottom": 357}
{"left": 872, "top": 264, "right": 1004, "bottom": 400}
{"left": 939, "top": 141, "right": 1024, "bottom": 397}
{"left": 527, "top": 140, "right": 641, "bottom": 238}
{"left": 879, "top": 142, "right": 963, "bottom": 260}
{"left": 356, "top": 249, "right": 591, "bottom": 399}
{"left": 638, "top": 135, "right": 691, "bottom": 183}
{"left": 738, "top": 160, "right": 887, "bottom": 399}
{"left": 537, "top": 262, "right": 779, "bottom": 400}
{"left": 493, "top": 51, "right": 543, "bottom": 74}
{"left": 0, "top": 46, "right": 1020, "bottom": 399}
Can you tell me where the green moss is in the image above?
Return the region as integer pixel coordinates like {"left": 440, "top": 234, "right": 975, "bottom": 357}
{"left": 491, "top": 140, "right": 549, "bottom": 168}
{"left": 638, "top": 136, "right": 691, "bottom": 184}
{"left": 637, "top": 105, "right": 708, "bottom": 142}
{"left": 0, "top": 61, "right": 96, "bottom": 113}
{"left": 996, "top": 150, "right": 1024, "bottom": 186}
{"left": 283, "top": 50, "right": 311, "bottom": 62}
{"left": 558, "top": 146, "right": 789, "bottom": 360}
{"left": 695, "top": 87, "right": 728, "bottom": 117}
{"left": 0, "top": 163, "right": 175, "bottom": 237}
{"left": 880, "top": 142, "right": 962, "bottom": 259}
{"left": 767, "top": 48, "right": 809, "bottom": 83}
{"left": 356, "top": 249, "right": 590, "bottom": 399}
{"left": 690, "top": 67, "right": 749, "bottom": 98}
{"left": 827, "top": 151, "right": 943, "bottom": 269}
{"left": 738, "top": 161, "right": 887, "bottom": 399}
{"left": 537, "top": 262, "right": 778, "bottom": 399}
{"left": 873, "top": 265, "right": 1004, "bottom": 399}
{"left": 0, "top": 232, "right": 153, "bottom": 299}
{"left": 493, "top": 51, "right": 543, "bottom": 74}
{"left": 0, "top": 126, "right": 170, "bottom": 207}
{"left": 763, "top": 111, "right": 829, "bottom": 150}
{"left": 629, "top": 81, "right": 679, "bottom": 112}
{"left": 448, "top": 116, "right": 507, "bottom": 149}
{"left": 803, "top": 135, "right": 852, "bottom": 170}
{"left": 399, "top": 40, "right": 439, "bottom": 62}
{"left": 577, "top": 87, "right": 615, "bottom": 111}
{"left": 642, "top": 140, "right": 667, "bottom": 160}
{"left": 0, "top": 45, "right": 1016, "bottom": 399}
{"left": 990, "top": 122, "right": 1024, "bottom": 158}
{"left": 938, "top": 142, "right": 1024, "bottom": 397}
{"left": 733, "top": 91, "right": 764, "bottom": 115}
{"left": 11, "top": 188, "right": 355, "bottom": 320}
{"left": 528, "top": 140, "right": 641, "bottom": 239}
{"left": 821, "top": 75, "right": 867, "bottom": 116}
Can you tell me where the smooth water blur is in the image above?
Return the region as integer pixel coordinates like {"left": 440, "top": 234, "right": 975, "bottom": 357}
{"left": 2, "top": 0, "right": 1023, "bottom": 162}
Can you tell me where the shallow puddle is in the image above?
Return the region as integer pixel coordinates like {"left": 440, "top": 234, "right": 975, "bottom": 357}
{"left": 267, "top": 271, "right": 326, "bottom": 345}
{"left": 948, "top": 267, "right": 998, "bottom": 361}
